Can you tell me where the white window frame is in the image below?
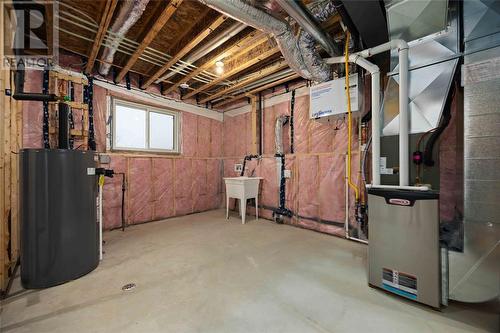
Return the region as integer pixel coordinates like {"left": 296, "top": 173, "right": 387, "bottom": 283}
{"left": 111, "top": 98, "right": 180, "bottom": 154}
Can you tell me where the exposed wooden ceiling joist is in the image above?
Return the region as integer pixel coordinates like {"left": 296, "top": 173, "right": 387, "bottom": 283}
{"left": 84, "top": 0, "right": 118, "bottom": 74}
{"left": 182, "top": 47, "right": 281, "bottom": 100}
{"left": 161, "top": 31, "right": 267, "bottom": 96}
{"left": 199, "top": 60, "right": 288, "bottom": 104}
{"left": 141, "top": 14, "right": 228, "bottom": 89}
{"left": 215, "top": 73, "right": 301, "bottom": 108}
{"left": 115, "top": 0, "right": 184, "bottom": 83}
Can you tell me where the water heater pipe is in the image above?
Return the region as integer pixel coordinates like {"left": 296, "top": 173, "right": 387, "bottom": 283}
{"left": 326, "top": 39, "right": 409, "bottom": 186}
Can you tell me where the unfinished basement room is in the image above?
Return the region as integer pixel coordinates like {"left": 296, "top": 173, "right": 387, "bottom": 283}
{"left": 0, "top": 0, "right": 499, "bottom": 332}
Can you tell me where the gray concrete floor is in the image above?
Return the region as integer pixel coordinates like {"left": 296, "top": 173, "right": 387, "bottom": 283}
{"left": 1, "top": 209, "right": 498, "bottom": 332}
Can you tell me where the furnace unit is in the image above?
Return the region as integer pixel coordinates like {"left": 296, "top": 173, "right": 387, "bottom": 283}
{"left": 367, "top": 187, "right": 441, "bottom": 308}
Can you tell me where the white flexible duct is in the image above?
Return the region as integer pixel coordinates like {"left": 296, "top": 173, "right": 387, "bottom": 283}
{"left": 198, "top": 0, "right": 331, "bottom": 82}
{"left": 99, "top": 0, "right": 151, "bottom": 75}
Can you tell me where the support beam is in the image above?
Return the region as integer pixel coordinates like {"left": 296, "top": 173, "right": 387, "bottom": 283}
{"left": 215, "top": 73, "right": 300, "bottom": 108}
{"left": 162, "top": 32, "right": 267, "bottom": 96}
{"left": 85, "top": 0, "right": 118, "bottom": 74}
{"left": 115, "top": 0, "right": 183, "bottom": 83}
{"left": 142, "top": 15, "right": 228, "bottom": 89}
{"left": 198, "top": 60, "right": 288, "bottom": 104}
{"left": 183, "top": 47, "right": 280, "bottom": 100}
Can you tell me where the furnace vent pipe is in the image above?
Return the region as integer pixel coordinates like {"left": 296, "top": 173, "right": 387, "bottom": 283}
{"left": 326, "top": 39, "right": 409, "bottom": 186}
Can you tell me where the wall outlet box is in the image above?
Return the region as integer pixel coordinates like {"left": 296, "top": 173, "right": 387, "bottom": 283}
{"left": 234, "top": 164, "right": 243, "bottom": 172}
{"left": 284, "top": 169, "right": 291, "bottom": 178}
{"left": 98, "top": 154, "right": 111, "bottom": 164}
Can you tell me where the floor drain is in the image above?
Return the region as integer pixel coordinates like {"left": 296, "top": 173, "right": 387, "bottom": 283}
{"left": 121, "top": 283, "right": 136, "bottom": 291}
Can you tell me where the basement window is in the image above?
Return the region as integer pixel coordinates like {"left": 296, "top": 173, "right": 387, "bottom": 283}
{"left": 112, "top": 99, "right": 180, "bottom": 153}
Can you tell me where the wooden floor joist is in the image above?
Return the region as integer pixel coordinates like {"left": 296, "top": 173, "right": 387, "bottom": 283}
{"left": 198, "top": 60, "right": 288, "bottom": 104}
{"left": 215, "top": 73, "right": 300, "bottom": 108}
{"left": 115, "top": 0, "right": 184, "bottom": 83}
{"left": 85, "top": 0, "right": 118, "bottom": 74}
{"left": 162, "top": 32, "right": 267, "bottom": 96}
{"left": 141, "top": 15, "right": 228, "bottom": 89}
{"left": 182, "top": 47, "right": 281, "bottom": 100}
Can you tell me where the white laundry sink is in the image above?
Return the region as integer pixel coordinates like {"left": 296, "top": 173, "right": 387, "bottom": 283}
{"left": 224, "top": 177, "right": 263, "bottom": 224}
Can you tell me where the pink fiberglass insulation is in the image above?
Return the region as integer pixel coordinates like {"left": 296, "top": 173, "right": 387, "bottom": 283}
{"left": 182, "top": 112, "right": 197, "bottom": 157}
{"left": 234, "top": 113, "right": 247, "bottom": 157}
{"left": 128, "top": 158, "right": 154, "bottom": 224}
{"left": 293, "top": 95, "right": 310, "bottom": 153}
{"left": 193, "top": 159, "right": 208, "bottom": 212}
{"left": 197, "top": 117, "right": 211, "bottom": 158}
{"left": 310, "top": 120, "right": 334, "bottom": 153}
{"left": 223, "top": 116, "right": 236, "bottom": 157}
{"left": 211, "top": 120, "right": 223, "bottom": 158}
{"left": 318, "top": 155, "right": 346, "bottom": 224}
{"left": 297, "top": 156, "right": 319, "bottom": 219}
{"left": 259, "top": 157, "right": 279, "bottom": 220}
{"left": 245, "top": 112, "right": 253, "bottom": 154}
{"left": 102, "top": 155, "right": 127, "bottom": 229}
{"left": 263, "top": 104, "right": 276, "bottom": 155}
{"left": 284, "top": 155, "right": 296, "bottom": 212}
{"left": 174, "top": 159, "right": 193, "bottom": 216}
{"left": 152, "top": 158, "right": 174, "bottom": 220}
{"left": 22, "top": 70, "right": 43, "bottom": 148}
{"left": 93, "top": 85, "right": 107, "bottom": 152}
{"left": 207, "top": 159, "right": 223, "bottom": 209}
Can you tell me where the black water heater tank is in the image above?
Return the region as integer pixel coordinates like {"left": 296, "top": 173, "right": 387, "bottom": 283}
{"left": 20, "top": 149, "right": 99, "bottom": 289}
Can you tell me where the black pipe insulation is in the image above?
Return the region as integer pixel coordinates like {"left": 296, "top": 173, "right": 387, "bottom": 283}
{"left": 12, "top": 69, "right": 58, "bottom": 102}
{"left": 115, "top": 173, "right": 127, "bottom": 232}
{"left": 85, "top": 75, "right": 97, "bottom": 151}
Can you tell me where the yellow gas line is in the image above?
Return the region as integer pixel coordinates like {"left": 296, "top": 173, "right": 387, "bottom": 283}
{"left": 345, "top": 31, "right": 360, "bottom": 202}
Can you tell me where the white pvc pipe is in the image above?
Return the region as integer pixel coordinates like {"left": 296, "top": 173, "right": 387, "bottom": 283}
{"left": 325, "top": 39, "right": 409, "bottom": 187}
{"left": 398, "top": 47, "right": 409, "bottom": 186}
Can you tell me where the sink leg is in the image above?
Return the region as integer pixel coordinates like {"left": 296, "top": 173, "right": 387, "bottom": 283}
{"left": 226, "top": 195, "right": 229, "bottom": 220}
{"left": 240, "top": 199, "right": 246, "bottom": 224}
{"left": 255, "top": 196, "right": 259, "bottom": 221}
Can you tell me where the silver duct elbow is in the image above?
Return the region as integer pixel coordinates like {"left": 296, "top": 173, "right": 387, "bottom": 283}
{"left": 99, "top": 0, "right": 151, "bottom": 76}
{"left": 198, "top": 0, "right": 331, "bottom": 82}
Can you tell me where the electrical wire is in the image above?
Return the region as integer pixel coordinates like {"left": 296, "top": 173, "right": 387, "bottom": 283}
{"left": 344, "top": 31, "right": 359, "bottom": 202}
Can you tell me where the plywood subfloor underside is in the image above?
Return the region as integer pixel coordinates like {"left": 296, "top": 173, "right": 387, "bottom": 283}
{"left": 1, "top": 210, "right": 498, "bottom": 332}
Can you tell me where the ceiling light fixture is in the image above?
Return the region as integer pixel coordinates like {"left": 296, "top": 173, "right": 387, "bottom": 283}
{"left": 215, "top": 60, "right": 224, "bottom": 68}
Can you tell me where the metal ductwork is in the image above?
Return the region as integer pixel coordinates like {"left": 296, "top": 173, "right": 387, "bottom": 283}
{"left": 448, "top": 0, "right": 500, "bottom": 304}
{"left": 198, "top": 0, "right": 332, "bottom": 82}
{"left": 275, "top": 0, "right": 340, "bottom": 57}
{"left": 99, "top": 0, "right": 151, "bottom": 76}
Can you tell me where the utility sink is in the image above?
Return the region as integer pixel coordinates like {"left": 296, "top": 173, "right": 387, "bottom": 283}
{"left": 223, "top": 177, "right": 263, "bottom": 224}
